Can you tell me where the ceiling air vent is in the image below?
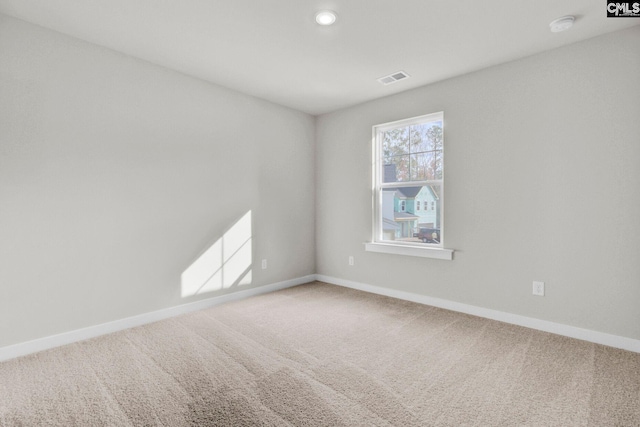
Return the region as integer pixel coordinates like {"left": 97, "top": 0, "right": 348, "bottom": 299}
{"left": 377, "top": 71, "right": 410, "bottom": 85}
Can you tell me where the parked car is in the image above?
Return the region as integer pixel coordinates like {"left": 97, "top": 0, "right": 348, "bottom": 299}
{"left": 417, "top": 228, "right": 440, "bottom": 243}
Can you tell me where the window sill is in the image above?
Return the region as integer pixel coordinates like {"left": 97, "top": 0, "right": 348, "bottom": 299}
{"left": 364, "top": 242, "right": 454, "bottom": 260}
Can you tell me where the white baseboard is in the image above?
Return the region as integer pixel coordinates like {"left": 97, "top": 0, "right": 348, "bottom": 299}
{"left": 3, "top": 273, "right": 637, "bottom": 363}
{"left": 0, "top": 275, "right": 314, "bottom": 363}
{"left": 316, "top": 274, "right": 640, "bottom": 354}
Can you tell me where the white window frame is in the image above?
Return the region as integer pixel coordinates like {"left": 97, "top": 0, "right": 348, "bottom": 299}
{"left": 365, "top": 112, "right": 453, "bottom": 260}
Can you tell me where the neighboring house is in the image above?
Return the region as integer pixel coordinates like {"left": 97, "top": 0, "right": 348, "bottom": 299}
{"left": 381, "top": 190, "right": 402, "bottom": 240}
{"left": 405, "top": 185, "right": 440, "bottom": 229}
{"left": 382, "top": 165, "right": 440, "bottom": 239}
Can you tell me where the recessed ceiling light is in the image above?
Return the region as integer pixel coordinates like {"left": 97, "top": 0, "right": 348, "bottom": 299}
{"left": 549, "top": 15, "right": 575, "bottom": 33}
{"left": 315, "top": 10, "right": 337, "bottom": 26}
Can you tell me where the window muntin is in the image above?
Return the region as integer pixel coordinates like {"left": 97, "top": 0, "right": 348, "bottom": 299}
{"left": 373, "top": 112, "right": 444, "bottom": 247}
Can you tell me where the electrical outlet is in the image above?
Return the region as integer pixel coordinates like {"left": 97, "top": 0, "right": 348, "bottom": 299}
{"left": 533, "top": 281, "right": 544, "bottom": 296}
{"left": 261, "top": 259, "right": 267, "bottom": 269}
{"left": 348, "top": 256, "right": 354, "bottom": 266}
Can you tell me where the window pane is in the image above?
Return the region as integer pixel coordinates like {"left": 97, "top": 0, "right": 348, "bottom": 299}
{"left": 379, "top": 185, "right": 441, "bottom": 244}
{"left": 410, "top": 152, "right": 442, "bottom": 180}
{"left": 383, "top": 155, "right": 410, "bottom": 182}
{"left": 410, "top": 124, "right": 431, "bottom": 152}
{"left": 410, "top": 121, "right": 443, "bottom": 152}
{"left": 385, "top": 122, "right": 443, "bottom": 183}
{"left": 383, "top": 126, "right": 409, "bottom": 157}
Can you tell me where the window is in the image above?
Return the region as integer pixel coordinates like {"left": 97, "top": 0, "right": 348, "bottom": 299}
{"left": 366, "top": 112, "right": 453, "bottom": 260}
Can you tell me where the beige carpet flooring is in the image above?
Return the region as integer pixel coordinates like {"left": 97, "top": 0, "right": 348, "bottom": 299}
{"left": 0, "top": 281, "right": 639, "bottom": 426}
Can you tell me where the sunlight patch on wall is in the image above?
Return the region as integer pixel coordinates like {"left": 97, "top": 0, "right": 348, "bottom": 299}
{"left": 181, "top": 211, "right": 252, "bottom": 297}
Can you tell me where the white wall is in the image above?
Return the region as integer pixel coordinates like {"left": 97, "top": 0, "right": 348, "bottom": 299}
{"left": 0, "top": 15, "right": 315, "bottom": 347}
{"left": 316, "top": 26, "right": 640, "bottom": 340}
{"left": 2, "top": 12, "right": 639, "bottom": 350}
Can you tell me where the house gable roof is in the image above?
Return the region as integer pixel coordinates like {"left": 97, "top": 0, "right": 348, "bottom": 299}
{"left": 382, "top": 185, "right": 440, "bottom": 200}
{"left": 396, "top": 187, "right": 422, "bottom": 198}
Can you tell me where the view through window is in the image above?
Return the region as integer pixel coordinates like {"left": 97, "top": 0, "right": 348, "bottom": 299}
{"left": 373, "top": 112, "right": 444, "bottom": 246}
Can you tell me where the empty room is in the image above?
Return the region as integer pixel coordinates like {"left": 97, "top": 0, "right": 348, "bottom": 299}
{"left": 1, "top": 1, "right": 639, "bottom": 425}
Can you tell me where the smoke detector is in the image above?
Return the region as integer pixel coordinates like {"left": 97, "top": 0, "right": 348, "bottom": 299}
{"left": 549, "top": 16, "right": 575, "bottom": 32}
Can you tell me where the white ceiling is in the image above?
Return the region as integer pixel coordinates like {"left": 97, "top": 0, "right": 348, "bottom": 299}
{"left": 0, "top": 1, "right": 637, "bottom": 115}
